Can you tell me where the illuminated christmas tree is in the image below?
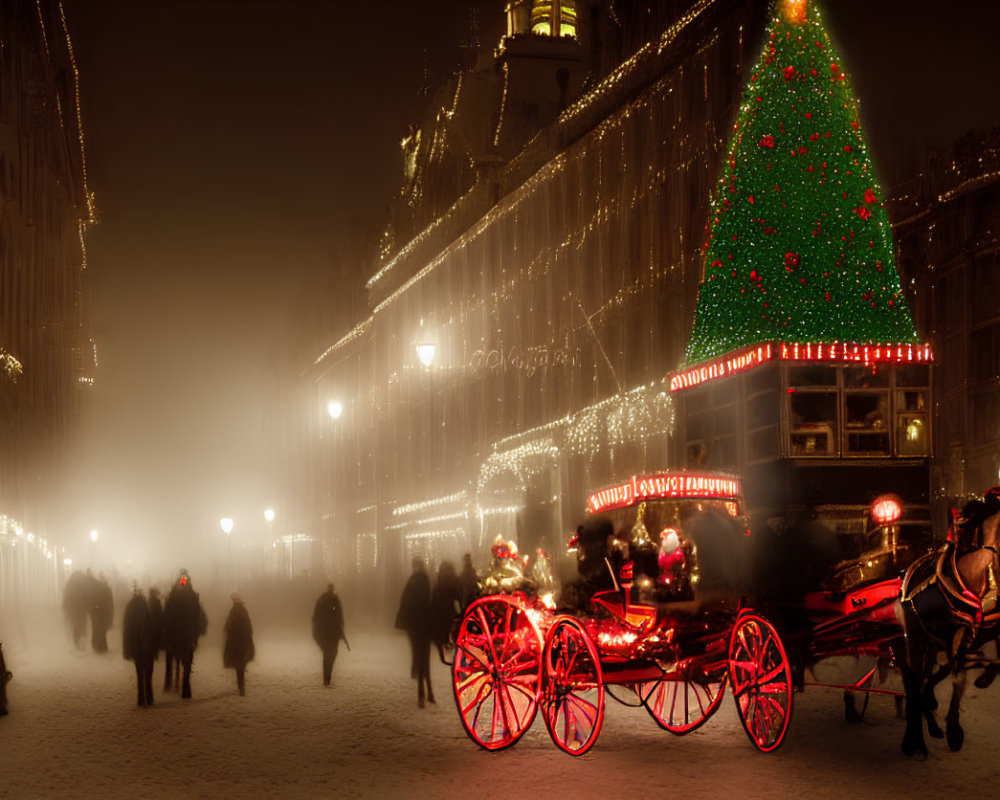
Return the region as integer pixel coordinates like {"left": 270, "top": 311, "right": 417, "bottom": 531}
{"left": 685, "top": 0, "right": 918, "bottom": 365}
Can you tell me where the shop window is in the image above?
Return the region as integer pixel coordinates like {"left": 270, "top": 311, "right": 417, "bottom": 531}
{"left": 789, "top": 391, "right": 837, "bottom": 456}
{"left": 844, "top": 392, "right": 890, "bottom": 455}
{"left": 788, "top": 364, "right": 837, "bottom": 387}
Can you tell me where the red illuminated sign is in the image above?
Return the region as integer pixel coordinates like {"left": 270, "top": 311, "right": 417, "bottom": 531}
{"left": 669, "top": 341, "right": 934, "bottom": 392}
{"left": 586, "top": 472, "right": 743, "bottom": 514}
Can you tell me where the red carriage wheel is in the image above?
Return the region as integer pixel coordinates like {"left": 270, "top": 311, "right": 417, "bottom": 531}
{"left": 542, "top": 617, "right": 605, "bottom": 756}
{"left": 452, "top": 596, "right": 543, "bottom": 751}
{"left": 728, "top": 613, "right": 793, "bottom": 752}
{"left": 641, "top": 663, "right": 727, "bottom": 734}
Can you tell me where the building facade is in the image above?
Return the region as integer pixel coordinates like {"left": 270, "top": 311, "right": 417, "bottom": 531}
{"left": 282, "top": 0, "right": 770, "bottom": 608}
{"left": 0, "top": 0, "right": 95, "bottom": 602}
{"left": 890, "top": 128, "right": 1000, "bottom": 511}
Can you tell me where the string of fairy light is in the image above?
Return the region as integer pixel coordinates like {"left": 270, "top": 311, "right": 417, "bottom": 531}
{"left": 685, "top": 0, "right": 918, "bottom": 364}
{"left": 313, "top": 0, "right": 755, "bottom": 556}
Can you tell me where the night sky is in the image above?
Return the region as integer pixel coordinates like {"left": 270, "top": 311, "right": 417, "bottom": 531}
{"left": 58, "top": 0, "right": 1000, "bottom": 569}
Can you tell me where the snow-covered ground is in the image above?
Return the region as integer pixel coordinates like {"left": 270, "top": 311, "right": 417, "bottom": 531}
{"left": 1, "top": 604, "right": 999, "bottom": 799}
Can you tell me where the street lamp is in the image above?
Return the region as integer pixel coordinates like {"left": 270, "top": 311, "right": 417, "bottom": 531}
{"left": 221, "top": 517, "right": 234, "bottom": 587}
{"left": 416, "top": 343, "right": 437, "bottom": 368}
{"left": 327, "top": 400, "right": 343, "bottom": 420}
{"left": 90, "top": 529, "right": 99, "bottom": 543}
{"left": 264, "top": 508, "right": 275, "bottom": 524}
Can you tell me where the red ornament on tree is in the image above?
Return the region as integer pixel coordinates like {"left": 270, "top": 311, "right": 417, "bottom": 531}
{"left": 864, "top": 188, "right": 877, "bottom": 204}
{"left": 783, "top": 65, "right": 795, "bottom": 82}
{"left": 784, "top": 252, "right": 800, "bottom": 271}
{"left": 759, "top": 134, "right": 775, "bottom": 148}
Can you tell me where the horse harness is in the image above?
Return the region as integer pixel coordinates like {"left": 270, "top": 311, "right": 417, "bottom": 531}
{"left": 900, "top": 544, "right": 1000, "bottom": 641}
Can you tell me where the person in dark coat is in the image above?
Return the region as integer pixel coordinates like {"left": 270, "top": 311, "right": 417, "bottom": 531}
{"left": 63, "top": 570, "right": 90, "bottom": 649}
{"left": 0, "top": 640, "right": 11, "bottom": 716}
{"left": 430, "top": 561, "right": 461, "bottom": 664}
{"left": 312, "top": 584, "right": 347, "bottom": 686}
{"left": 90, "top": 572, "right": 114, "bottom": 654}
{"left": 458, "top": 553, "right": 479, "bottom": 613}
{"left": 223, "top": 594, "right": 255, "bottom": 696}
{"left": 162, "top": 570, "right": 207, "bottom": 699}
{"left": 147, "top": 587, "right": 164, "bottom": 669}
{"left": 122, "top": 584, "right": 155, "bottom": 707}
{"left": 395, "top": 557, "right": 433, "bottom": 707}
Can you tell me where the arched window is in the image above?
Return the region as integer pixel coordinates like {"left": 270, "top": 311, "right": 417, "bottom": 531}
{"left": 530, "top": 1, "right": 577, "bottom": 38}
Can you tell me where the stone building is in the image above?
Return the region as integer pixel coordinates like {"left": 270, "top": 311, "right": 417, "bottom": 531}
{"left": 889, "top": 127, "right": 1000, "bottom": 510}
{"left": 0, "top": 0, "right": 95, "bottom": 600}
{"left": 281, "top": 0, "right": 770, "bottom": 604}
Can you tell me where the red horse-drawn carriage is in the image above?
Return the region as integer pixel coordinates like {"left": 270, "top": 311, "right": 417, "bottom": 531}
{"left": 451, "top": 471, "right": 933, "bottom": 756}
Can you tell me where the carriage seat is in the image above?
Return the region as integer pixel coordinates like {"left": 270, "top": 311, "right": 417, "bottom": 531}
{"left": 803, "top": 577, "right": 900, "bottom": 623}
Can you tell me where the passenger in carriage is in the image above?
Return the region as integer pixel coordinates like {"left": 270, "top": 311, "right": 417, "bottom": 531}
{"left": 558, "top": 517, "right": 617, "bottom": 610}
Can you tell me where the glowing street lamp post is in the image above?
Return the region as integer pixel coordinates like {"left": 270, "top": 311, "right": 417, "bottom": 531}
{"left": 264, "top": 508, "right": 275, "bottom": 578}
{"left": 327, "top": 400, "right": 344, "bottom": 582}
{"left": 220, "top": 517, "right": 234, "bottom": 587}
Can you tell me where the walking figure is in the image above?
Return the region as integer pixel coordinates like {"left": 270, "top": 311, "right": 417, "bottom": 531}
{"left": 0, "top": 640, "right": 11, "bottom": 716}
{"left": 122, "top": 584, "right": 156, "bottom": 707}
{"left": 162, "top": 570, "right": 207, "bottom": 699}
{"left": 312, "top": 584, "right": 348, "bottom": 686}
{"left": 396, "top": 557, "right": 433, "bottom": 707}
{"left": 223, "top": 594, "right": 255, "bottom": 696}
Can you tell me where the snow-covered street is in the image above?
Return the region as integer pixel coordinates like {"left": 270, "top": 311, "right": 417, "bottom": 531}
{"left": 2, "top": 605, "right": 999, "bottom": 799}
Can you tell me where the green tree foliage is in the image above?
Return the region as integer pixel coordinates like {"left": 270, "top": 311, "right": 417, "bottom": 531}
{"left": 685, "top": 0, "right": 917, "bottom": 364}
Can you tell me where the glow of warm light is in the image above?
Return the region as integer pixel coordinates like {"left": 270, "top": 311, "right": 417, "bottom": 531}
{"left": 220, "top": 517, "right": 234, "bottom": 535}
{"left": 670, "top": 342, "right": 934, "bottom": 392}
{"left": 264, "top": 508, "right": 276, "bottom": 523}
{"left": 327, "top": 400, "right": 343, "bottom": 420}
{"left": 27, "top": 532, "right": 34, "bottom": 543}
{"left": 416, "top": 342, "right": 437, "bottom": 367}
{"left": 781, "top": 0, "right": 807, "bottom": 24}
{"left": 870, "top": 495, "right": 903, "bottom": 525}
{"left": 63, "top": 558, "right": 72, "bottom": 566}
{"left": 587, "top": 472, "right": 743, "bottom": 514}
{"left": 90, "top": 529, "right": 98, "bottom": 542}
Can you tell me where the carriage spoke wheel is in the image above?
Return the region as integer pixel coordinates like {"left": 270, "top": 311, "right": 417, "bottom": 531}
{"left": 452, "top": 597, "right": 542, "bottom": 751}
{"left": 542, "top": 617, "right": 604, "bottom": 756}
{"left": 642, "top": 663, "right": 727, "bottom": 734}
{"left": 728, "top": 613, "right": 793, "bottom": 752}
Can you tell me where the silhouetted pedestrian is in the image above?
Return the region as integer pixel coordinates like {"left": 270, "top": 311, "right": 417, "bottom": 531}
{"left": 430, "top": 561, "right": 461, "bottom": 664}
{"left": 122, "top": 584, "right": 155, "bottom": 706}
{"left": 0, "top": 640, "right": 11, "bottom": 716}
{"left": 63, "top": 570, "right": 89, "bottom": 648}
{"left": 312, "top": 584, "right": 347, "bottom": 686}
{"left": 395, "top": 557, "right": 433, "bottom": 707}
{"left": 458, "top": 553, "right": 479, "bottom": 613}
{"left": 223, "top": 594, "right": 255, "bottom": 696}
{"left": 90, "top": 572, "right": 113, "bottom": 653}
{"left": 162, "top": 570, "right": 207, "bottom": 699}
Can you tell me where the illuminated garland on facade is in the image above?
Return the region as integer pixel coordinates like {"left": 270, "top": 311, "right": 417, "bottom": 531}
{"left": 685, "top": 0, "right": 918, "bottom": 363}
{"left": 670, "top": 340, "right": 934, "bottom": 392}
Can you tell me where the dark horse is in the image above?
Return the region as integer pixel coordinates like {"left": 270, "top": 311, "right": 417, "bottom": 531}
{"left": 897, "top": 488, "right": 1000, "bottom": 757}
{"left": 162, "top": 573, "right": 207, "bottom": 699}
{"left": 0, "top": 640, "right": 11, "bottom": 716}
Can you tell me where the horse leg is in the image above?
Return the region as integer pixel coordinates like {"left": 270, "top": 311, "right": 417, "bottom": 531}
{"left": 922, "top": 664, "right": 947, "bottom": 739}
{"left": 973, "top": 636, "right": 1000, "bottom": 688}
{"left": 946, "top": 668, "right": 967, "bottom": 751}
{"left": 900, "top": 661, "right": 928, "bottom": 757}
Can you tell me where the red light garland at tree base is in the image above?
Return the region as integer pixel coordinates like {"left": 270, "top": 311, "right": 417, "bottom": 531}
{"left": 586, "top": 472, "right": 744, "bottom": 514}
{"left": 669, "top": 340, "right": 934, "bottom": 392}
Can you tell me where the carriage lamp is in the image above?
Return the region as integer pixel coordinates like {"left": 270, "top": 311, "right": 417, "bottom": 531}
{"left": 870, "top": 495, "right": 903, "bottom": 525}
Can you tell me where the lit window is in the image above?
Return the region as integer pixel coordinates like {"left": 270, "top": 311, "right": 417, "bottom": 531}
{"left": 531, "top": 1, "right": 577, "bottom": 38}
